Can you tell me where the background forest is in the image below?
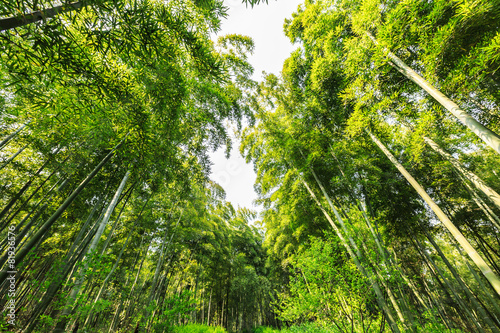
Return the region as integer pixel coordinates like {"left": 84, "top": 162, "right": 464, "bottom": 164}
{"left": 0, "top": 0, "right": 500, "bottom": 332}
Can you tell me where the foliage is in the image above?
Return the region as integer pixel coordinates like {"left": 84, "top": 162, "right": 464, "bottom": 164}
{"left": 1, "top": 0, "right": 500, "bottom": 332}
{"left": 173, "top": 323, "right": 227, "bottom": 333}
{"left": 153, "top": 291, "right": 197, "bottom": 332}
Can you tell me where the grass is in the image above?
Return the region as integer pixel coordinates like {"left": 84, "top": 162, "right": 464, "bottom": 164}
{"left": 172, "top": 324, "right": 227, "bottom": 333}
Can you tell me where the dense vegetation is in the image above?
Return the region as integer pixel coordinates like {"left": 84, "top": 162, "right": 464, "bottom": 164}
{"left": 0, "top": 0, "right": 499, "bottom": 332}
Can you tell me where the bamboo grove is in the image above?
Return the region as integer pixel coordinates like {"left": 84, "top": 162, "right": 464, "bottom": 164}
{"left": 240, "top": 0, "right": 500, "bottom": 332}
{"left": 0, "top": 0, "right": 276, "bottom": 332}
{"left": 1, "top": 0, "right": 500, "bottom": 332}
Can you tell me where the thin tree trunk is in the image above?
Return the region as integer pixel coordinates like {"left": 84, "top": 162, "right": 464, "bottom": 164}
{"left": 0, "top": 157, "right": 66, "bottom": 234}
{"left": 0, "top": 177, "right": 67, "bottom": 269}
{"left": 306, "top": 163, "right": 411, "bottom": 331}
{"left": 100, "top": 183, "right": 135, "bottom": 255}
{"left": 0, "top": 121, "right": 29, "bottom": 150}
{"left": 458, "top": 172, "right": 500, "bottom": 229}
{"left": 367, "top": 129, "right": 500, "bottom": 296}
{"left": 53, "top": 169, "right": 130, "bottom": 333}
{"left": 23, "top": 215, "right": 99, "bottom": 332}
{"left": 414, "top": 238, "right": 484, "bottom": 332}
{"left": 0, "top": 148, "right": 58, "bottom": 223}
{"left": 450, "top": 235, "right": 500, "bottom": 324}
{"left": 302, "top": 179, "right": 401, "bottom": 333}
{"left": 84, "top": 227, "right": 134, "bottom": 325}
{"left": 0, "top": 144, "right": 28, "bottom": 170}
{"left": 208, "top": 287, "right": 212, "bottom": 326}
{"left": 366, "top": 32, "right": 500, "bottom": 154}
{"left": 0, "top": 1, "right": 85, "bottom": 31}
{"left": 422, "top": 227, "right": 500, "bottom": 332}
{"left": 424, "top": 136, "right": 500, "bottom": 214}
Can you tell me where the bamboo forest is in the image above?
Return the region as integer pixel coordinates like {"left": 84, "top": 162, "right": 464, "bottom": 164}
{"left": 1, "top": 0, "right": 500, "bottom": 332}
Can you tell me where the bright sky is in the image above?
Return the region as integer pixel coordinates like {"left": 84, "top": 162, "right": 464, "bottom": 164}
{"left": 209, "top": 0, "right": 303, "bottom": 211}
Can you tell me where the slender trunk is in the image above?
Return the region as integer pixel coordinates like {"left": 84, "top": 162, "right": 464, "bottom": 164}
{"left": 88, "top": 170, "right": 130, "bottom": 251}
{"left": 0, "top": 1, "right": 85, "bottom": 31}
{"left": 421, "top": 276, "right": 456, "bottom": 330}
{"left": 86, "top": 193, "right": 149, "bottom": 329}
{"left": 100, "top": 183, "right": 135, "bottom": 255}
{"left": 302, "top": 179, "right": 401, "bottom": 333}
{"left": 0, "top": 159, "right": 66, "bottom": 234}
{"left": 368, "top": 129, "right": 500, "bottom": 296}
{"left": 458, "top": 172, "right": 500, "bottom": 229}
{"left": 453, "top": 242, "right": 500, "bottom": 325}
{"left": 0, "top": 177, "right": 68, "bottom": 269}
{"left": 146, "top": 209, "right": 183, "bottom": 309}
{"left": 23, "top": 216, "right": 99, "bottom": 331}
{"left": 53, "top": 169, "right": 130, "bottom": 333}
{"left": 107, "top": 235, "right": 146, "bottom": 332}
{"left": 331, "top": 149, "right": 419, "bottom": 328}
{"left": 0, "top": 121, "right": 29, "bottom": 150}
{"left": 84, "top": 228, "right": 133, "bottom": 326}
{"left": 422, "top": 228, "right": 500, "bottom": 332}
{"left": 208, "top": 287, "right": 212, "bottom": 326}
{"left": 424, "top": 136, "right": 500, "bottom": 215}
{"left": 142, "top": 217, "right": 182, "bottom": 331}
{"left": 121, "top": 242, "right": 151, "bottom": 328}
{"left": 0, "top": 144, "right": 28, "bottom": 170}
{"left": 0, "top": 149, "right": 58, "bottom": 223}
{"left": 367, "top": 32, "right": 500, "bottom": 154}
{"left": 306, "top": 163, "right": 410, "bottom": 331}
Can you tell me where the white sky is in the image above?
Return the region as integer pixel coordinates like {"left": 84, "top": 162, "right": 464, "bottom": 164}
{"left": 209, "top": 0, "right": 303, "bottom": 211}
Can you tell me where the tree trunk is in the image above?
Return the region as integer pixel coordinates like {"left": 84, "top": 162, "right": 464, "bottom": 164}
{"left": 0, "top": 143, "right": 28, "bottom": 170}
{"left": 0, "top": 148, "right": 57, "bottom": 223}
{"left": 0, "top": 158, "right": 66, "bottom": 234}
{"left": 458, "top": 172, "right": 500, "bottom": 229}
{"left": 100, "top": 183, "right": 135, "bottom": 255}
{"left": 23, "top": 214, "right": 99, "bottom": 332}
{"left": 413, "top": 238, "right": 484, "bottom": 332}
{"left": 84, "top": 227, "right": 134, "bottom": 326}
{"left": 53, "top": 169, "right": 130, "bottom": 333}
{"left": 0, "top": 1, "right": 85, "bottom": 31}
{"left": 422, "top": 227, "right": 500, "bottom": 332}
{"left": 448, "top": 232, "right": 500, "bottom": 324}
{"left": 0, "top": 121, "right": 29, "bottom": 151}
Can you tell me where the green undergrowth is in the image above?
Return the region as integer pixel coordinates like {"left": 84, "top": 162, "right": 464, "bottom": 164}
{"left": 253, "top": 322, "right": 465, "bottom": 333}
{"left": 172, "top": 324, "right": 227, "bottom": 333}
{"left": 253, "top": 323, "right": 333, "bottom": 333}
